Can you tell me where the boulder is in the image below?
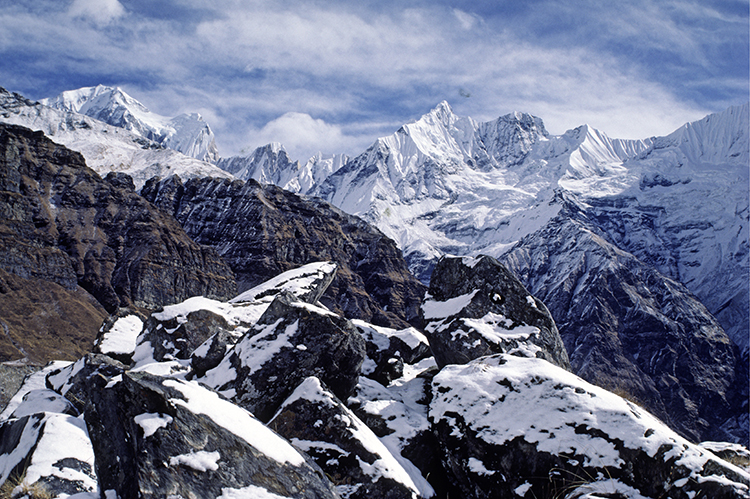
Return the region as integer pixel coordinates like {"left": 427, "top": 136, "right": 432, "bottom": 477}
{"left": 347, "top": 374, "right": 441, "bottom": 498}
{"left": 429, "top": 354, "right": 750, "bottom": 499}
{"left": 131, "top": 261, "right": 341, "bottom": 371}
{"left": 201, "top": 291, "right": 366, "bottom": 422}
{"left": 421, "top": 255, "right": 570, "bottom": 370}
{"left": 270, "top": 376, "right": 422, "bottom": 499}
{"left": 353, "top": 320, "right": 431, "bottom": 387}
{"left": 0, "top": 384, "right": 98, "bottom": 498}
{"left": 92, "top": 307, "right": 147, "bottom": 364}
{"left": 137, "top": 309, "right": 233, "bottom": 364}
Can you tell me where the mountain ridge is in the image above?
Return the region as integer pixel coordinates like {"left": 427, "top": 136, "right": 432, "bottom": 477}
{"left": 40, "top": 84, "right": 220, "bottom": 163}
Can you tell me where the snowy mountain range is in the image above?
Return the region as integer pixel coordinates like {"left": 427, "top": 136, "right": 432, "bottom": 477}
{"left": 2, "top": 85, "right": 746, "bottom": 354}
{"left": 216, "top": 143, "right": 349, "bottom": 194}
{"left": 40, "top": 85, "right": 220, "bottom": 163}
{"left": 0, "top": 87, "right": 231, "bottom": 188}
{"left": 306, "top": 101, "right": 749, "bottom": 355}
{"left": 0, "top": 84, "right": 749, "bottom": 497}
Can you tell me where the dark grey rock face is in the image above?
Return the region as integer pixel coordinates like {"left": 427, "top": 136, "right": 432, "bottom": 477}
{"left": 0, "top": 364, "right": 41, "bottom": 412}
{"left": 499, "top": 209, "right": 748, "bottom": 445}
{"left": 270, "top": 376, "right": 421, "bottom": 499}
{"left": 140, "top": 175, "right": 425, "bottom": 330}
{"left": 0, "top": 123, "right": 236, "bottom": 316}
{"left": 202, "top": 291, "right": 366, "bottom": 422}
{"left": 55, "top": 354, "right": 338, "bottom": 499}
{"left": 420, "top": 255, "right": 570, "bottom": 371}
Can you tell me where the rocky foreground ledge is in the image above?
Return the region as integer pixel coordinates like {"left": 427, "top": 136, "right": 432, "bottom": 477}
{"left": 0, "top": 257, "right": 748, "bottom": 499}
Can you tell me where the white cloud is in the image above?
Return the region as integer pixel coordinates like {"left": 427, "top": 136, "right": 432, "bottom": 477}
{"left": 246, "top": 112, "right": 371, "bottom": 161}
{"left": 452, "top": 8, "right": 480, "bottom": 30}
{"left": 69, "top": 0, "right": 125, "bottom": 25}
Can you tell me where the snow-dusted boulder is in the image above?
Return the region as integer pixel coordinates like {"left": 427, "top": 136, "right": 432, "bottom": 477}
{"left": 92, "top": 308, "right": 147, "bottom": 364}
{"left": 129, "top": 262, "right": 340, "bottom": 372}
{"left": 270, "top": 376, "right": 423, "bottom": 499}
{"left": 347, "top": 369, "right": 440, "bottom": 497}
{"left": 230, "top": 260, "right": 338, "bottom": 306}
{"left": 429, "top": 354, "right": 750, "bottom": 499}
{"left": 421, "top": 255, "right": 569, "bottom": 370}
{"left": 55, "top": 354, "right": 337, "bottom": 498}
{"left": 353, "top": 320, "right": 431, "bottom": 386}
{"left": 0, "top": 412, "right": 99, "bottom": 498}
{"left": 0, "top": 377, "right": 98, "bottom": 498}
{"left": 136, "top": 309, "right": 233, "bottom": 365}
{"left": 201, "top": 290, "right": 366, "bottom": 422}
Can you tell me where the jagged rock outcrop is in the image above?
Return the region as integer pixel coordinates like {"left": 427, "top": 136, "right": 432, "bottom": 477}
{"left": 270, "top": 376, "right": 422, "bottom": 499}
{"left": 0, "top": 123, "right": 236, "bottom": 363}
{"left": 49, "top": 354, "right": 338, "bottom": 499}
{"left": 140, "top": 175, "right": 426, "bottom": 329}
{"left": 429, "top": 354, "right": 750, "bottom": 499}
{"left": 2, "top": 259, "right": 748, "bottom": 498}
{"left": 499, "top": 207, "right": 749, "bottom": 445}
{"left": 201, "top": 290, "right": 366, "bottom": 422}
{"left": 420, "top": 255, "right": 570, "bottom": 370}
{"left": 121, "top": 261, "right": 343, "bottom": 375}
{"left": 354, "top": 320, "right": 431, "bottom": 387}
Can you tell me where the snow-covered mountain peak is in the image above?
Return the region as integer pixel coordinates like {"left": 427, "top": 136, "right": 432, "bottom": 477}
{"left": 555, "top": 123, "right": 652, "bottom": 187}
{"left": 0, "top": 87, "right": 231, "bottom": 188}
{"left": 217, "top": 143, "right": 302, "bottom": 189}
{"left": 426, "top": 100, "right": 456, "bottom": 125}
{"left": 41, "top": 85, "right": 155, "bottom": 126}
{"left": 41, "top": 85, "right": 219, "bottom": 163}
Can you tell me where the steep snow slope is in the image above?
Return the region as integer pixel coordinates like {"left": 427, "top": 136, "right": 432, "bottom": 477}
{"left": 40, "top": 85, "right": 219, "bottom": 163}
{"left": 0, "top": 88, "right": 231, "bottom": 189}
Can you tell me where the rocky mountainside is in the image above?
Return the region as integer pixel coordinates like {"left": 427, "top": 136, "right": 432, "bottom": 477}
{"left": 140, "top": 174, "right": 425, "bottom": 329}
{"left": 40, "top": 85, "right": 220, "bottom": 163}
{"left": 499, "top": 200, "right": 748, "bottom": 444}
{"left": 0, "top": 122, "right": 236, "bottom": 363}
{"left": 0, "top": 87, "right": 231, "bottom": 189}
{"left": 1, "top": 259, "right": 747, "bottom": 499}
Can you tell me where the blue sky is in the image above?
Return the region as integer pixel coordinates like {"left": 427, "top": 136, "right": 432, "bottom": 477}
{"left": 0, "top": 0, "right": 747, "bottom": 161}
